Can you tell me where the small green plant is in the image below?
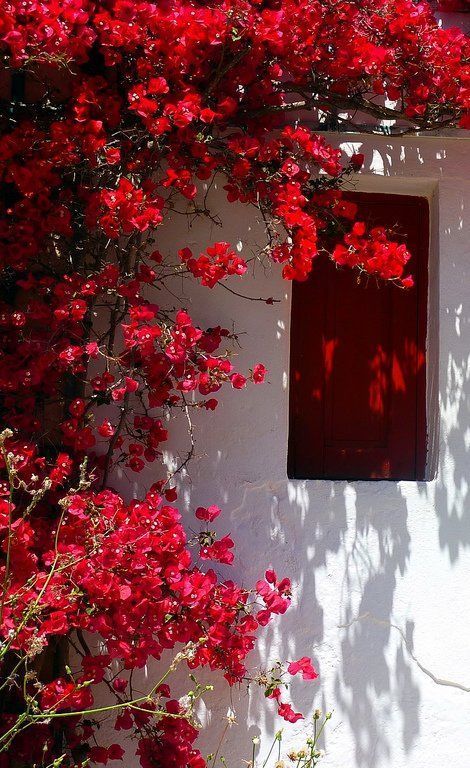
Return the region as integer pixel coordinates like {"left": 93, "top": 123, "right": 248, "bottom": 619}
{"left": 208, "top": 709, "right": 332, "bottom": 768}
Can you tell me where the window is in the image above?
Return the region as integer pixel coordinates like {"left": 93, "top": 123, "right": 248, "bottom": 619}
{"left": 288, "top": 192, "right": 429, "bottom": 481}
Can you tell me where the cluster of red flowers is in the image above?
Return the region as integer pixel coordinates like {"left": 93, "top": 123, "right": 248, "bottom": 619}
{"left": 0, "top": 477, "right": 295, "bottom": 765}
{"left": 333, "top": 222, "right": 414, "bottom": 284}
{"left": 0, "top": 0, "right": 467, "bottom": 766}
{"left": 179, "top": 243, "right": 247, "bottom": 288}
{"left": 87, "top": 178, "right": 165, "bottom": 238}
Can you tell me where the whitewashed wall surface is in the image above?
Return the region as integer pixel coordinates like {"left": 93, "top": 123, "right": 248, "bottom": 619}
{"left": 109, "top": 132, "right": 470, "bottom": 768}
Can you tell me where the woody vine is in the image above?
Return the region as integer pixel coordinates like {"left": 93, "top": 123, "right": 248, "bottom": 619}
{"left": 0, "top": 1, "right": 468, "bottom": 766}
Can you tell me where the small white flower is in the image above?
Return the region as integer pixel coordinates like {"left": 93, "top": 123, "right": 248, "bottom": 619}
{"left": 226, "top": 707, "right": 237, "bottom": 726}
{"left": 178, "top": 695, "right": 192, "bottom": 712}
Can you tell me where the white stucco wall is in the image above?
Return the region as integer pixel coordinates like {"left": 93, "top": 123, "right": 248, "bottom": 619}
{"left": 115, "top": 132, "right": 470, "bottom": 767}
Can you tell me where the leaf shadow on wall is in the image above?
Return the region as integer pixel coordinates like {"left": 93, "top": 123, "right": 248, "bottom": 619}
{"left": 154, "top": 292, "right": 421, "bottom": 765}
{"left": 110, "top": 146, "right": 470, "bottom": 767}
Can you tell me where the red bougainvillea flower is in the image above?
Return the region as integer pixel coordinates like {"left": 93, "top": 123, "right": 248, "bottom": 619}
{"left": 179, "top": 242, "right": 247, "bottom": 288}
{"left": 252, "top": 364, "right": 267, "bottom": 383}
{"left": 195, "top": 505, "right": 221, "bottom": 522}
{"left": 288, "top": 657, "right": 319, "bottom": 681}
{"left": 0, "top": 0, "right": 467, "bottom": 764}
{"left": 277, "top": 703, "right": 304, "bottom": 723}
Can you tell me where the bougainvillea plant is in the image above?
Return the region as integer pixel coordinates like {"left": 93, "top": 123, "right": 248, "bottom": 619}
{"left": 0, "top": 1, "right": 468, "bottom": 766}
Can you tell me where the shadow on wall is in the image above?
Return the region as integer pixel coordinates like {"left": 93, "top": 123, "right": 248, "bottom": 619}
{"left": 353, "top": 136, "right": 470, "bottom": 565}
{"left": 192, "top": 471, "right": 417, "bottom": 767}
{"left": 109, "top": 136, "right": 470, "bottom": 767}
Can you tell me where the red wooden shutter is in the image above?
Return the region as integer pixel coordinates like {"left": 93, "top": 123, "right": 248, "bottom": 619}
{"left": 288, "top": 193, "right": 429, "bottom": 480}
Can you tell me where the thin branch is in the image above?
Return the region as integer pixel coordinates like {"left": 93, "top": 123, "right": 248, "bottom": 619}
{"left": 218, "top": 281, "right": 280, "bottom": 303}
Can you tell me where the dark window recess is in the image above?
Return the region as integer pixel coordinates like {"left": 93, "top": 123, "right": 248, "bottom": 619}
{"left": 288, "top": 192, "right": 429, "bottom": 481}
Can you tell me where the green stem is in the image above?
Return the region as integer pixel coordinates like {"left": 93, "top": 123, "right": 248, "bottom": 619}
{"left": 0, "top": 653, "right": 26, "bottom": 694}
{"left": 0, "top": 713, "right": 29, "bottom": 751}
{"left": 210, "top": 721, "right": 229, "bottom": 768}
{"left": 262, "top": 734, "right": 279, "bottom": 767}
{"left": 0, "top": 640, "right": 197, "bottom": 750}
{"left": 251, "top": 738, "right": 258, "bottom": 767}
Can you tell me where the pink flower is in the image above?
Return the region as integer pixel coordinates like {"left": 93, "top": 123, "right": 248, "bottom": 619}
{"left": 200, "top": 534, "right": 234, "bottom": 564}
{"left": 350, "top": 152, "right": 365, "bottom": 170}
{"left": 288, "top": 656, "right": 318, "bottom": 681}
{"left": 125, "top": 377, "right": 139, "bottom": 393}
{"left": 112, "top": 678, "right": 128, "bottom": 693}
{"left": 195, "top": 505, "right": 221, "bottom": 522}
{"left": 230, "top": 373, "right": 246, "bottom": 389}
{"left": 98, "top": 420, "right": 115, "bottom": 437}
{"left": 277, "top": 702, "right": 304, "bottom": 723}
{"left": 252, "top": 364, "right": 267, "bottom": 384}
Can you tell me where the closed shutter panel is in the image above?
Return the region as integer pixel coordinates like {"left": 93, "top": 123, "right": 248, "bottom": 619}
{"left": 288, "top": 192, "right": 428, "bottom": 480}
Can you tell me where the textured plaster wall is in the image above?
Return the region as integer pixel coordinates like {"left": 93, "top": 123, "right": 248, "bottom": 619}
{"left": 114, "top": 133, "right": 470, "bottom": 767}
